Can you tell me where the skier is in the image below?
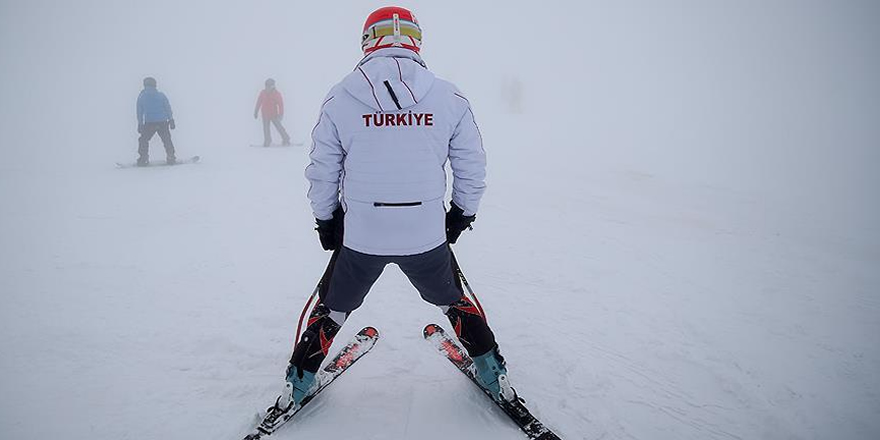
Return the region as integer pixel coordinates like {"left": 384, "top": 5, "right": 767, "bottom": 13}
{"left": 136, "top": 77, "right": 176, "bottom": 166}
{"left": 254, "top": 78, "right": 291, "bottom": 146}
{"left": 281, "top": 6, "right": 512, "bottom": 409}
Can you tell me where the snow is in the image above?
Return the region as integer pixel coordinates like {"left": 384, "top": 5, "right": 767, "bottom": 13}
{"left": 1, "top": 1, "right": 879, "bottom": 439}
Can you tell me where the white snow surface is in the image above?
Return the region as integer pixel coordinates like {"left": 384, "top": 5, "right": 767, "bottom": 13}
{"left": 1, "top": 1, "right": 879, "bottom": 439}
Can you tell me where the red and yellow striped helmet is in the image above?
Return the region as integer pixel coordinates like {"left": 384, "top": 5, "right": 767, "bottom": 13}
{"left": 361, "top": 6, "right": 422, "bottom": 54}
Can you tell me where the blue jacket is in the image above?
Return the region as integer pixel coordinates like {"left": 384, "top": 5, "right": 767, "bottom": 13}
{"left": 137, "top": 86, "right": 173, "bottom": 124}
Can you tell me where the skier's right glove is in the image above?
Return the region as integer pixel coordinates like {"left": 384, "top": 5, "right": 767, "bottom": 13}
{"left": 169, "top": 118, "right": 176, "bottom": 130}
{"left": 446, "top": 201, "right": 476, "bottom": 244}
{"left": 315, "top": 206, "right": 344, "bottom": 251}
{"left": 137, "top": 124, "right": 144, "bottom": 134}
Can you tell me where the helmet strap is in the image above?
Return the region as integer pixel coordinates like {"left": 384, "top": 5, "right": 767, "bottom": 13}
{"left": 392, "top": 13, "right": 402, "bottom": 47}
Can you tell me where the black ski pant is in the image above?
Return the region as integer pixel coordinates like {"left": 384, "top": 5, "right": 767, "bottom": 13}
{"left": 323, "top": 243, "right": 499, "bottom": 357}
{"left": 321, "top": 243, "right": 463, "bottom": 313}
{"left": 289, "top": 243, "right": 499, "bottom": 374}
{"left": 138, "top": 121, "right": 175, "bottom": 161}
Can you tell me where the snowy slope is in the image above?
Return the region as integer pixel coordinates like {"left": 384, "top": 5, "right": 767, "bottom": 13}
{"left": 2, "top": 1, "right": 879, "bottom": 440}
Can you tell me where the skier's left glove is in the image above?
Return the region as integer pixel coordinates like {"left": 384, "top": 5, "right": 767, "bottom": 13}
{"left": 446, "top": 201, "right": 476, "bottom": 244}
{"left": 169, "top": 119, "right": 176, "bottom": 130}
{"left": 315, "top": 205, "right": 344, "bottom": 251}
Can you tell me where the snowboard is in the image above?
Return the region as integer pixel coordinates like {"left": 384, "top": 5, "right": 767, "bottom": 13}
{"left": 249, "top": 143, "right": 304, "bottom": 148}
{"left": 115, "top": 155, "right": 200, "bottom": 168}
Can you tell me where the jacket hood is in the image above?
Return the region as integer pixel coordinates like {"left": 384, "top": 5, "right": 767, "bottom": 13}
{"left": 341, "top": 48, "right": 435, "bottom": 112}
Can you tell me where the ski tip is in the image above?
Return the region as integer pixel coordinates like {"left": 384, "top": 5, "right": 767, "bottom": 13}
{"left": 360, "top": 326, "right": 379, "bottom": 339}
{"left": 423, "top": 323, "right": 444, "bottom": 338}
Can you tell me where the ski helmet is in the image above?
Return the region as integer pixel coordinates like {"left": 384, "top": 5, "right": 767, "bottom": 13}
{"left": 265, "top": 78, "right": 275, "bottom": 88}
{"left": 143, "top": 77, "right": 157, "bottom": 87}
{"left": 361, "top": 6, "right": 421, "bottom": 54}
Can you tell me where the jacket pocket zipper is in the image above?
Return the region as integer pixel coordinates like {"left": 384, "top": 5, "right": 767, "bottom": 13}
{"left": 373, "top": 201, "right": 422, "bottom": 207}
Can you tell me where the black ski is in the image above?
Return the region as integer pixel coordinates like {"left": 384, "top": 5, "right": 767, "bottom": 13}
{"left": 242, "top": 326, "right": 380, "bottom": 439}
{"left": 423, "top": 323, "right": 562, "bottom": 440}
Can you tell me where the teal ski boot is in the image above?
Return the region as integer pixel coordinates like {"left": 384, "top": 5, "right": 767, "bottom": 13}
{"left": 283, "top": 366, "right": 317, "bottom": 408}
{"left": 472, "top": 347, "right": 516, "bottom": 402}
{"left": 275, "top": 365, "right": 316, "bottom": 410}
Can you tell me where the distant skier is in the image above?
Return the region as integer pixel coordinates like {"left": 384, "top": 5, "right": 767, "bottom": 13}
{"left": 279, "top": 6, "right": 512, "bottom": 409}
{"left": 254, "top": 78, "right": 291, "bottom": 146}
{"left": 136, "top": 77, "right": 176, "bottom": 166}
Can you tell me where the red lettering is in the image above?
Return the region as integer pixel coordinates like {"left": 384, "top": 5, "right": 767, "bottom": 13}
{"left": 361, "top": 112, "right": 435, "bottom": 128}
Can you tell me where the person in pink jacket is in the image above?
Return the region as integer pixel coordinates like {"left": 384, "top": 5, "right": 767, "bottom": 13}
{"left": 254, "top": 78, "right": 291, "bottom": 146}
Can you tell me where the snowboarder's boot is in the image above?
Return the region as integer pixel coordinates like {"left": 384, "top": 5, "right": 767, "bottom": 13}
{"left": 284, "top": 303, "right": 344, "bottom": 407}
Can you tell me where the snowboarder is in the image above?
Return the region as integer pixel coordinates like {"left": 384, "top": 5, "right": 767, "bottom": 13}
{"left": 282, "top": 6, "right": 511, "bottom": 409}
{"left": 136, "top": 77, "right": 176, "bottom": 166}
{"left": 254, "top": 78, "right": 291, "bottom": 146}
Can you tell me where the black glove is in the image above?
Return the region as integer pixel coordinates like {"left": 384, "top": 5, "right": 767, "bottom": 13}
{"left": 315, "top": 206, "right": 344, "bottom": 251}
{"left": 446, "top": 201, "right": 476, "bottom": 244}
{"left": 137, "top": 124, "right": 144, "bottom": 134}
{"left": 169, "top": 119, "right": 176, "bottom": 130}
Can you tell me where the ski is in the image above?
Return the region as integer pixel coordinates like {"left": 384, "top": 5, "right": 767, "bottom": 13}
{"left": 423, "top": 324, "right": 562, "bottom": 440}
{"left": 115, "top": 155, "right": 200, "bottom": 168}
{"left": 242, "top": 326, "right": 380, "bottom": 440}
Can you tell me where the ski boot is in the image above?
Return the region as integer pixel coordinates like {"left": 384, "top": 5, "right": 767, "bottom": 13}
{"left": 136, "top": 157, "right": 149, "bottom": 167}
{"left": 166, "top": 155, "right": 177, "bottom": 165}
{"left": 444, "top": 297, "right": 516, "bottom": 401}
{"left": 472, "top": 346, "right": 516, "bottom": 402}
{"left": 281, "top": 303, "right": 344, "bottom": 408}
{"left": 276, "top": 365, "right": 316, "bottom": 410}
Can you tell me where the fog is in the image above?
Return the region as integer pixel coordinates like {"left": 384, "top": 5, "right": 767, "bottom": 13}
{"left": 0, "top": 0, "right": 880, "bottom": 438}
{"left": 3, "top": 1, "right": 878, "bottom": 216}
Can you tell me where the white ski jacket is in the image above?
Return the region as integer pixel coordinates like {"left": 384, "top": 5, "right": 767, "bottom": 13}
{"left": 306, "top": 48, "right": 486, "bottom": 256}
